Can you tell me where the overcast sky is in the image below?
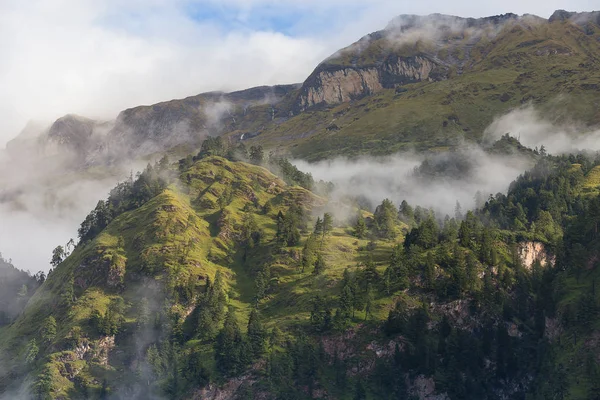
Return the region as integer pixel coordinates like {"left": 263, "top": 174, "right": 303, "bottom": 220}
{"left": 0, "top": 0, "right": 596, "bottom": 147}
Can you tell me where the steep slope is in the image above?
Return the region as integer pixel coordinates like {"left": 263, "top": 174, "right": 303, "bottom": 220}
{"left": 244, "top": 11, "right": 600, "bottom": 159}
{"left": 4, "top": 146, "right": 600, "bottom": 399}
{"left": 7, "top": 11, "right": 600, "bottom": 165}
{"left": 0, "top": 156, "right": 333, "bottom": 398}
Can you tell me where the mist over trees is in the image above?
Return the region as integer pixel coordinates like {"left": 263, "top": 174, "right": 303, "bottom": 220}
{"left": 4, "top": 133, "right": 600, "bottom": 400}
{"left": 0, "top": 254, "right": 43, "bottom": 325}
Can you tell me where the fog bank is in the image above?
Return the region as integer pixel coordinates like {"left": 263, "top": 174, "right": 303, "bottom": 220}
{"left": 295, "top": 146, "right": 533, "bottom": 217}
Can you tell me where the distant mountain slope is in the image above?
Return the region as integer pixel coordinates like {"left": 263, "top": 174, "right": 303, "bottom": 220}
{"left": 5, "top": 11, "right": 600, "bottom": 163}
{"left": 245, "top": 10, "right": 600, "bottom": 159}
{"left": 4, "top": 84, "right": 299, "bottom": 166}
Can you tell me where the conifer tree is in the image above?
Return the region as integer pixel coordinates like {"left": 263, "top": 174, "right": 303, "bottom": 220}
{"left": 313, "top": 217, "right": 323, "bottom": 236}
{"left": 26, "top": 339, "right": 39, "bottom": 364}
{"left": 247, "top": 309, "right": 266, "bottom": 359}
{"left": 313, "top": 252, "right": 326, "bottom": 275}
{"left": 322, "top": 213, "right": 334, "bottom": 240}
{"left": 41, "top": 316, "right": 57, "bottom": 345}
{"left": 354, "top": 212, "right": 367, "bottom": 239}
{"left": 301, "top": 235, "right": 318, "bottom": 273}
{"left": 215, "top": 307, "right": 247, "bottom": 376}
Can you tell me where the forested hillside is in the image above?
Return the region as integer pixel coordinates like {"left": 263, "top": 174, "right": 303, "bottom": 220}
{"left": 0, "top": 256, "right": 42, "bottom": 326}
{"left": 1, "top": 137, "right": 600, "bottom": 400}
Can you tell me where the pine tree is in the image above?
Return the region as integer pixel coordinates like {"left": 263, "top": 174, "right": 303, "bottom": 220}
{"left": 301, "top": 235, "right": 318, "bottom": 273}
{"left": 275, "top": 211, "right": 286, "bottom": 246}
{"left": 313, "top": 217, "right": 323, "bottom": 236}
{"left": 322, "top": 213, "right": 333, "bottom": 240}
{"left": 338, "top": 284, "right": 353, "bottom": 324}
{"left": 313, "top": 252, "right": 326, "bottom": 275}
{"left": 62, "top": 274, "right": 75, "bottom": 308}
{"left": 374, "top": 199, "right": 398, "bottom": 239}
{"left": 399, "top": 200, "right": 414, "bottom": 224}
{"left": 26, "top": 338, "right": 38, "bottom": 364}
{"left": 354, "top": 212, "right": 367, "bottom": 239}
{"left": 365, "top": 284, "right": 374, "bottom": 321}
{"left": 254, "top": 271, "right": 267, "bottom": 304}
{"left": 215, "top": 307, "right": 247, "bottom": 376}
{"left": 211, "top": 270, "right": 227, "bottom": 322}
{"left": 424, "top": 252, "right": 435, "bottom": 291}
{"left": 41, "top": 316, "right": 57, "bottom": 345}
{"left": 247, "top": 309, "right": 266, "bottom": 359}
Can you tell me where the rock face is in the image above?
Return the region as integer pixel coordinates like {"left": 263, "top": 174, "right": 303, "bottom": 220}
{"left": 299, "top": 67, "right": 382, "bottom": 109}
{"left": 518, "top": 241, "right": 555, "bottom": 269}
{"left": 297, "top": 55, "right": 444, "bottom": 111}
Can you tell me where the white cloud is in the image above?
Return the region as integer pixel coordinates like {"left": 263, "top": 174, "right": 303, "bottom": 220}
{"left": 0, "top": 0, "right": 330, "bottom": 146}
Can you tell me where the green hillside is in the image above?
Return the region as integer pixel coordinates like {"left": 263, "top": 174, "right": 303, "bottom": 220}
{"left": 2, "top": 146, "right": 600, "bottom": 399}
{"left": 237, "top": 14, "right": 600, "bottom": 160}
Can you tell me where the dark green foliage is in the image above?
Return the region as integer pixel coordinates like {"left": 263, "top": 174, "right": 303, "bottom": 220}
{"left": 322, "top": 213, "right": 333, "bottom": 238}
{"left": 404, "top": 216, "right": 439, "bottom": 249}
{"left": 50, "top": 246, "right": 65, "bottom": 267}
{"left": 301, "top": 235, "right": 318, "bottom": 273}
{"left": 19, "top": 146, "right": 600, "bottom": 399}
{"left": 249, "top": 145, "right": 265, "bottom": 165}
{"left": 93, "top": 298, "right": 126, "bottom": 336}
{"left": 41, "top": 316, "right": 57, "bottom": 345}
{"left": 310, "top": 295, "right": 332, "bottom": 333}
{"left": 276, "top": 210, "right": 302, "bottom": 247}
{"left": 247, "top": 309, "right": 266, "bottom": 359}
{"left": 192, "top": 272, "right": 227, "bottom": 340}
{"left": 62, "top": 274, "right": 75, "bottom": 308}
{"left": 313, "top": 252, "right": 326, "bottom": 275}
{"left": 313, "top": 216, "right": 323, "bottom": 236}
{"left": 374, "top": 199, "right": 398, "bottom": 239}
{"left": 399, "top": 200, "right": 414, "bottom": 224}
{"left": 214, "top": 307, "right": 249, "bottom": 376}
{"left": 269, "top": 156, "right": 315, "bottom": 190}
{"left": 78, "top": 160, "right": 171, "bottom": 243}
{"left": 184, "top": 350, "right": 212, "bottom": 387}
{"left": 198, "top": 136, "right": 228, "bottom": 158}
{"left": 353, "top": 212, "right": 367, "bottom": 238}
{"left": 25, "top": 338, "right": 38, "bottom": 364}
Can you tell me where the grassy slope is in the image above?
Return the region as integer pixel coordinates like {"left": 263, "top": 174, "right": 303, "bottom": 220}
{"left": 0, "top": 157, "right": 408, "bottom": 398}
{"left": 239, "top": 19, "right": 600, "bottom": 160}
{"left": 3, "top": 156, "right": 600, "bottom": 398}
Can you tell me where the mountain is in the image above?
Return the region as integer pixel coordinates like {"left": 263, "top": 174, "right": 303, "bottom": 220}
{"left": 249, "top": 10, "right": 600, "bottom": 159}
{"left": 7, "top": 10, "right": 600, "bottom": 164}
{"left": 2, "top": 141, "right": 600, "bottom": 399}
{"left": 4, "top": 10, "right": 600, "bottom": 400}
{"left": 4, "top": 85, "right": 299, "bottom": 166}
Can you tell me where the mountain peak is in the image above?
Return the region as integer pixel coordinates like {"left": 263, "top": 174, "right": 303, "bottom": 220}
{"left": 549, "top": 9, "right": 600, "bottom": 24}
{"left": 384, "top": 12, "right": 520, "bottom": 32}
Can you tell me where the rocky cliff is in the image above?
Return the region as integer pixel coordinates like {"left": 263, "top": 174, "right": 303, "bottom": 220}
{"left": 296, "top": 55, "right": 443, "bottom": 110}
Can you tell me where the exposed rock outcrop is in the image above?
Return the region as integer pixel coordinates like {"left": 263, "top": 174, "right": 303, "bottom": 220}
{"left": 297, "top": 55, "right": 444, "bottom": 110}
{"left": 518, "top": 241, "right": 555, "bottom": 269}
{"left": 299, "top": 67, "right": 383, "bottom": 110}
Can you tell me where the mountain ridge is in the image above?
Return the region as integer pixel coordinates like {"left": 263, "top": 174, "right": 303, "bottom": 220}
{"left": 6, "top": 9, "right": 600, "bottom": 165}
